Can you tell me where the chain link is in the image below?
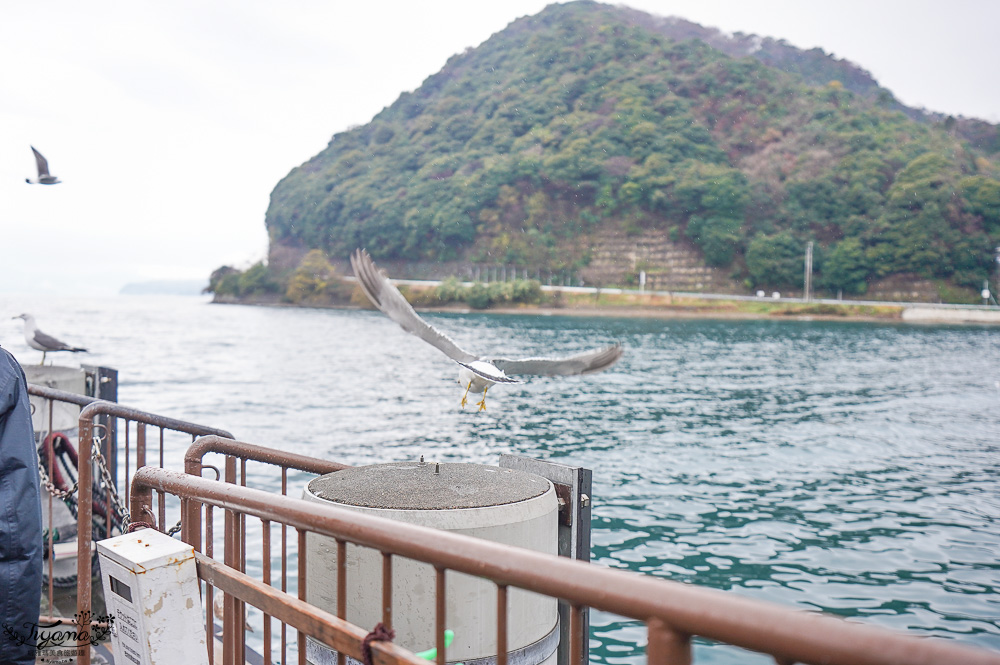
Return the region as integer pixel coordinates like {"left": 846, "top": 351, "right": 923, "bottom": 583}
{"left": 38, "top": 460, "right": 79, "bottom": 500}
{"left": 92, "top": 426, "right": 130, "bottom": 530}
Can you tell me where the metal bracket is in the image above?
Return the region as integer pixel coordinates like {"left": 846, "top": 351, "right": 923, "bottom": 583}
{"left": 499, "top": 454, "right": 591, "bottom": 665}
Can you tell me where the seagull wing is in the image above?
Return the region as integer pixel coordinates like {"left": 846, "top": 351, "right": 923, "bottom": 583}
{"left": 351, "top": 248, "right": 477, "bottom": 363}
{"left": 491, "top": 344, "right": 623, "bottom": 377}
{"left": 32, "top": 329, "right": 74, "bottom": 351}
{"left": 31, "top": 146, "right": 51, "bottom": 177}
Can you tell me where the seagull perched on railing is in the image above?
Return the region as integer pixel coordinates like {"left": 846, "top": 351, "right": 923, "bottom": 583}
{"left": 25, "top": 146, "right": 61, "bottom": 185}
{"left": 13, "top": 314, "right": 87, "bottom": 364}
{"left": 350, "top": 248, "right": 624, "bottom": 411}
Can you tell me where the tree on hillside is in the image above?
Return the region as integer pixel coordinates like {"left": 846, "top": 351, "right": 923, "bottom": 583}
{"left": 686, "top": 216, "right": 744, "bottom": 266}
{"left": 286, "top": 250, "right": 346, "bottom": 303}
{"left": 746, "top": 231, "right": 803, "bottom": 288}
{"left": 960, "top": 175, "right": 1000, "bottom": 232}
{"left": 821, "top": 237, "right": 870, "bottom": 294}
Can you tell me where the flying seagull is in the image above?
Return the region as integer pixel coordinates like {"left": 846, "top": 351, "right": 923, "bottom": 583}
{"left": 13, "top": 314, "right": 87, "bottom": 364}
{"left": 350, "top": 248, "right": 623, "bottom": 410}
{"left": 25, "top": 146, "right": 61, "bottom": 185}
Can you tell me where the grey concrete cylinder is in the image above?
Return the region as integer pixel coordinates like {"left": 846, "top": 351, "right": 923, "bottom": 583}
{"left": 303, "top": 461, "right": 559, "bottom": 665}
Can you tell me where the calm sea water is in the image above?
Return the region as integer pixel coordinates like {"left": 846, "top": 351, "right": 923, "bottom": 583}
{"left": 3, "top": 294, "right": 999, "bottom": 662}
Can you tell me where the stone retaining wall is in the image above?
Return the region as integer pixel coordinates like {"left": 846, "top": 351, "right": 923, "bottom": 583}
{"left": 580, "top": 230, "right": 744, "bottom": 293}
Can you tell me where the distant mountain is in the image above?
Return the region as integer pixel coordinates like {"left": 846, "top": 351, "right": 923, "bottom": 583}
{"left": 233, "top": 0, "right": 1000, "bottom": 303}
{"left": 120, "top": 280, "right": 207, "bottom": 296}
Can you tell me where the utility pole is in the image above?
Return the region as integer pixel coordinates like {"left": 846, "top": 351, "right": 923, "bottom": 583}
{"left": 995, "top": 246, "right": 1000, "bottom": 306}
{"left": 804, "top": 241, "right": 814, "bottom": 302}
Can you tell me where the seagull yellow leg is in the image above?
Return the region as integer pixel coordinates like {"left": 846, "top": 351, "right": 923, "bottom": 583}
{"left": 461, "top": 380, "right": 473, "bottom": 408}
{"left": 477, "top": 386, "right": 488, "bottom": 411}
{"left": 39, "top": 351, "right": 46, "bottom": 365}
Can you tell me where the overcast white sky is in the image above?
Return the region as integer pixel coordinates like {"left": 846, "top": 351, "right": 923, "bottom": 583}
{"left": 3, "top": 0, "right": 998, "bottom": 296}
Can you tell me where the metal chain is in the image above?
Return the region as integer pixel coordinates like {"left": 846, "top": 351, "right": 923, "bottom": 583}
{"left": 36, "top": 426, "right": 183, "bottom": 537}
{"left": 38, "top": 460, "right": 79, "bottom": 500}
{"left": 92, "top": 428, "right": 130, "bottom": 530}
{"left": 91, "top": 428, "right": 182, "bottom": 536}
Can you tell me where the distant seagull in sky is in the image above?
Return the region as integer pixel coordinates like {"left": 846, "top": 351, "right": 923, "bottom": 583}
{"left": 25, "top": 146, "right": 61, "bottom": 184}
{"left": 350, "top": 248, "right": 624, "bottom": 410}
{"left": 13, "top": 314, "right": 87, "bottom": 364}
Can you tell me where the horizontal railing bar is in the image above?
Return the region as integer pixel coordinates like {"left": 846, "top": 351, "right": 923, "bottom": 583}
{"left": 81, "top": 401, "right": 235, "bottom": 438}
{"left": 132, "top": 467, "right": 1000, "bottom": 665}
{"left": 186, "top": 435, "right": 350, "bottom": 476}
{"left": 28, "top": 384, "right": 101, "bottom": 408}
{"left": 194, "top": 552, "right": 427, "bottom": 665}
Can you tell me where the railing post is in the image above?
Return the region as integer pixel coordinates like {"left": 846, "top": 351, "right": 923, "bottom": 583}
{"left": 569, "top": 605, "right": 585, "bottom": 665}
{"left": 435, "top": 566, "right": 446, "bottom": 665}
{"left": 224, "top": 456, "right": 239, "bottom": 665}
{"left": 76, "top": 407, "right": 95, "bottom": 664}
{"left": 497, "top": 584, "right": 509, "bottom": 665}
{"left": 646, "top": 618, "right": 690, "bottom": 665}
{"left": 382, "top": 552, "right": 393, "bottom": 630}
{"left": 183, "top": 454, "right": 204, "bottom": 550}
{"left": 299, "top": 528, "right": 308, "bottom": 665}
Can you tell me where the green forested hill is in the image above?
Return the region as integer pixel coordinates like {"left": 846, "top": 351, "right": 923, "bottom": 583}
{"left": 255, "top": 0, "right": 1000, "bottom": 300}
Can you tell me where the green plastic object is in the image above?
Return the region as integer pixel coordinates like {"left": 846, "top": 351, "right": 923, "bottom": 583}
{"left": 415, "top": 630, "right": 457, "bottom": 661}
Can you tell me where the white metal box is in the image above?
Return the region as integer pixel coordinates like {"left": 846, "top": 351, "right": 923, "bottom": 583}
{"left": 97, "top": 529, "right": 208, "bottom": 665}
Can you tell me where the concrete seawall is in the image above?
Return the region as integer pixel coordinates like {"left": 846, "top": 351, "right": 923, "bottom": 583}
{"left": 902, "top": 307, "right": 1000, "bottom": 324}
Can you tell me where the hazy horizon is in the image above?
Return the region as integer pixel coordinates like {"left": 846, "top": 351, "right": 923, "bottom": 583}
{"left": 3, "top": 0, "right": 998, "bottom": 296}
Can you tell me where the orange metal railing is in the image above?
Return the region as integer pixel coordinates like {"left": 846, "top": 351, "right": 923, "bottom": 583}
{"left": 184, "top": 434, "right": 349, "bottom": 665}
{"left": 25, "top": 386, "right": 234, "bottom": 663}
{"left": 129, "top": 462, "right": 1000, "bottom": 665}
{"left": 71, "top": 401, "right": 233, "bottom": 661}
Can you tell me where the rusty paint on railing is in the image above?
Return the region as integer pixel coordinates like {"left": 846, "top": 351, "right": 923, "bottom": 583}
{"left": 183, "top": 434, "right": 351, "bottom": 665}
{"left": 26, "top": 387, "right": 235, "bottom": 664}
{"left": 131, "top": 466, "right": 1000, "bottom": 665}
{"left": 27, "top": 384, "right": 101, "bottom": 408}
{"left": 496, "top": 584, "right": 508, "bottom": 665}
{"left": 646, "top": 617, "right": 691, "bottom": 665}
{"left": 435, "top": 566, "right": 446, "bottom": 665}
{"left": 185, "top": 435, "right": 350, "bottom": 476}
{"left": 195, "top": 551, "right": 428, "bottom": 665}
{"left": 182, "top": 434, "right": 348, "bottom": 552}
{"left": 569, "top": 604, "right": 585, "bottom": 665}
{"left": 74, "top": 402, "right": 233, "bottom": 662}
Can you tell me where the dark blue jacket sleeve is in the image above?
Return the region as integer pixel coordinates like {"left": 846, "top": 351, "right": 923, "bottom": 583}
{"left": 0, "top": 348, "right": 42, "bottom": 663}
